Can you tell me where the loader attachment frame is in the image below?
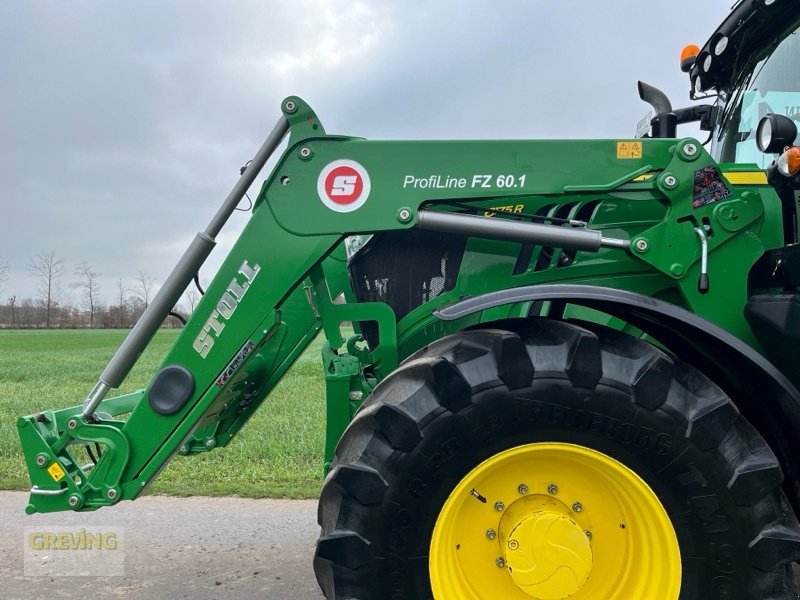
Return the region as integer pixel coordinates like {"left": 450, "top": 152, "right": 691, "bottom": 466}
{"left": 17, "top": 96, "right": 784, "bottom": 515}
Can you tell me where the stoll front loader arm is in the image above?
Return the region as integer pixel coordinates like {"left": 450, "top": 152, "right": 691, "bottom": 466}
{"left": 17, "top": 96, "right": 781, "bottom": 515}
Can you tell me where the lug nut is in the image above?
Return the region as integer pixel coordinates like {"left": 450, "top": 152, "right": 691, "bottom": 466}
{"left": 486, "top": 528, "right": 496, "bottom": 540}
{"left": 495, "top": 557, "right": 506, "bottom": 568}
{"left": 517, "top": 484, "right": 528, "bottom": 495}
{"left": 585, "top": 530, "right": 592, "bottom": 540}
{"left": 494, "top": 501, "right": 505, "bottom": 512}
{"left": 572, "top": 502, "right": 583, "bottom": 513}
{"left": 547, "top": 484, "right": 558, "bottom": 495}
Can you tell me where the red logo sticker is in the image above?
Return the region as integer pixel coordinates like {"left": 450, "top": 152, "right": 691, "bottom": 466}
{"left": 317, "top": 160, "right": 371, "bottom": 212}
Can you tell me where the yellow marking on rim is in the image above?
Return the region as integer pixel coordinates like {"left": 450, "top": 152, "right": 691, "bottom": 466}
{"left": 722, "top": 171, "right": 768, "bottom": 185}
{"left": 429, "top": 443, "right": 681, "bottom": 599}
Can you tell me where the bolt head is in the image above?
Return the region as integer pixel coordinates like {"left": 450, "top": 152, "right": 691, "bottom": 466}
{"left": 205, "top": 439, "right": 216, "bottom": 448}
{"left": 485, "top": 528, "right": 496, "bottom": 540}
{"left": 517, "top": 484, "right": 528, "bottom": 495}
{"left": 398, "top": 208, "right": 412, "bottom": 223}
{"left": 572, "top": 502, "right": 583, "bottom": 513}
{"left": 663, "top": 175, "right": 678, "bottom": 188}
{"left": 494, "top": 501, "right": 505, "bottom": 512}
{"left": 669, "top": 263, "right": 685, "bottom": 277}
{"left": 585, "top": 530, "right": 592, "bottom": 540}
{"left": 635, "top": 239, "right": 649, "bottom": 252}
{"left": 284, "top": 100, "right": 297, "bottom": 113}
{"left": 36, "top": 454, "right": 48, "bottom": 467}
{"left": 684, "top": 143, "right": 698, "bottom": 156}
{"left": 348, "top": 391, "right": 364, "bottom": 401}
{"left": 107, "top": 489, "right": 117, "bottom": 500}
{"left": 68, "top": 495, "right": 80, "bottom": 507}
{"left": 547, "top": 484, "right": 558, "bottom": 495}
{"left": 299, "top": 147, "right": 312, "bottom": 158}
{"left": 67, "top": 419, "right": 78, "bottom": 430}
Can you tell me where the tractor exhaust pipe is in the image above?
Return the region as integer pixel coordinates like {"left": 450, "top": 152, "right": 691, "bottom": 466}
{"left": 82, "top": 115, "right": 290, "bottom": 419}
{"left": 638, "top": 81, "right": 677, "bottom": 138}
{"left": 638, "top": 81, "right": 672, "bottom": 114}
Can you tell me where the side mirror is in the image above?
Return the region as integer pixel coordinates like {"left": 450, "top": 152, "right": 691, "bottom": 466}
{"left": 756, "top": 114, "right": 798, "bottom": 154}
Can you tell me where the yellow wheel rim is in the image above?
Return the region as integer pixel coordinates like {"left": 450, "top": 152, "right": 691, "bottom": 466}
{"left": 429, "top": 443, "right": 681, "bottom": 599}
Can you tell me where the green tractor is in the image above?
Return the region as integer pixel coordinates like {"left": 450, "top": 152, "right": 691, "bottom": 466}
{"left": 17, "top": 1, "right": 800, "bottom": 597}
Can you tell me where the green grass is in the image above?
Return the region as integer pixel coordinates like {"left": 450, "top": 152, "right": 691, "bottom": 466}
{"left": 0, "top": 329, "right": 327, "bottom": 498}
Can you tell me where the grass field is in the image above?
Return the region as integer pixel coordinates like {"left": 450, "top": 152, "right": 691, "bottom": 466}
{"left": 0, "top": 329, "right": 327, "bottom": 498}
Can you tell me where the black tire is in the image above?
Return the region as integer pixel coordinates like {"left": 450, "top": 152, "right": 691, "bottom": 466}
{"left": 313, "top": 319, "right": 800, "bottom": 599}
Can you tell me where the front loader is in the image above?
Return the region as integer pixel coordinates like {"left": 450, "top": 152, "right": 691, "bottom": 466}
{"left": 17, "top": 1, "right": 800, "bottom": 598}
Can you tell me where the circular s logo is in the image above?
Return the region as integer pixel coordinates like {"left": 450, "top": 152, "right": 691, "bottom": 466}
{"left": 317, "top": 160, "right": 371, "bottom": 212}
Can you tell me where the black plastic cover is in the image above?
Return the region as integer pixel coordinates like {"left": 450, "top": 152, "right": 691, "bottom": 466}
{"left": 750, "top": 245, "right": 800, "bottom": 289}
{"left": 745, "top": 294, "right": 800, "bottom": 389}
{"left": 147, "top": 364, "right": 196, "bottom": 416}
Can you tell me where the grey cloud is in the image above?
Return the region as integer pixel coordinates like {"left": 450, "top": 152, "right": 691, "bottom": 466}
{"left": 0, "top": 0, "right": 726, "bottom": 301}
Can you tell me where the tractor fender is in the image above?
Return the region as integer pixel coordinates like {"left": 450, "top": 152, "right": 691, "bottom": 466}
{"left": 435, "top": 284, "right": 800, "bottom": 505}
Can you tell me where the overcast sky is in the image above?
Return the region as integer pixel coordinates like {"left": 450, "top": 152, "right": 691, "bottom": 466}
{"left": 0, "top": 1, "right": 728, "bottom": 306}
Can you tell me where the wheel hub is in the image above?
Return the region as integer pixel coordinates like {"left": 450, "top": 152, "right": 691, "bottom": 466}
{"left": 499, "top": 495, "right": 592, "bottom": 599}
{"left": 429, "top": 442, "right": 681, "bottom": 600}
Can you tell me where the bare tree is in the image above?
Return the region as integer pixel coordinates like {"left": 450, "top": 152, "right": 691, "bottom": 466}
{"left": 73, "top": 261, "right": 101, "bottom": 327}
{"left": 28, "top": 251, "right": 63, "bottom": 327}
{"left": 183, "top": 287, "right": 200, "bottom": 314}
{"left": 114, "top": 277, "right": 129, "bottom": 328}
{"left": 134, "top": 272, "right": 155, "bottom": 310}
{"left": 8, "top": 295, "right": 16, "bottom": 327}
{"left": 0, "top": 259, "right": 8, "bottom": 293}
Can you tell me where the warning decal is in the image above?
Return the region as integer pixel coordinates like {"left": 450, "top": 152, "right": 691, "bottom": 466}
{"left": 317, "top": 160, "right": 371, "bottom": 213}
{"left": 48, "top": 462, "right": 65, "bottom": 482}
{"left": 616, "top": 141, "right": 643, "bottom": 159}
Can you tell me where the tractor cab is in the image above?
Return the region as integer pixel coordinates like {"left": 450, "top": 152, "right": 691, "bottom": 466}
{"left": 641, "top": 1, "right": 800, "bottom": 170}
{"left": 637, "top": 0, "right": 800, "bottom": 245}
{"left": 691, "top": 0, "right": 800, "bottom": 168}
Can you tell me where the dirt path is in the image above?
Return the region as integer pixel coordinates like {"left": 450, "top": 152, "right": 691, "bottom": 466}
{"left": 0, "top": 491, "right": 324, "bottom": 599}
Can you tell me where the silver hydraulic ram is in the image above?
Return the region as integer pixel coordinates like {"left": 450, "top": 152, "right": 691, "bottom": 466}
{"left": 416, "top": 210, "right": 630, "bottom": 251}
{"left": 82, "top": 115, "right": 290, "bottom": 419}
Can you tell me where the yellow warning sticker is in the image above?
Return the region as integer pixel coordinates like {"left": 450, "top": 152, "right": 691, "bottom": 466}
{"left": 48, "top": 462, "right": 65, "bottom": 482}
{"left": 617, "top": 141, "right": 643, "bottom": 159}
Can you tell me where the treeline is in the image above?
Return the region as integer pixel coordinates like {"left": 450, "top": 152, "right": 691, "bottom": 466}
{"left": 0, "top": 294, "right": 188, "bottom": 329}
{"left": 0, "top": 252, "right": 200, "bottom": 329}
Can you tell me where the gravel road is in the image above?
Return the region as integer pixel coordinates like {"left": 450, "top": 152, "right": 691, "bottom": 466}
{"left": 0, "top": 491, "right": 324, "bottom": 600}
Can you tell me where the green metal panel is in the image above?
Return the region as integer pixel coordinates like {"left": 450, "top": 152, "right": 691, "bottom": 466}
{"left": 17, "top": 97, "right": 785, "bottom": 513}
